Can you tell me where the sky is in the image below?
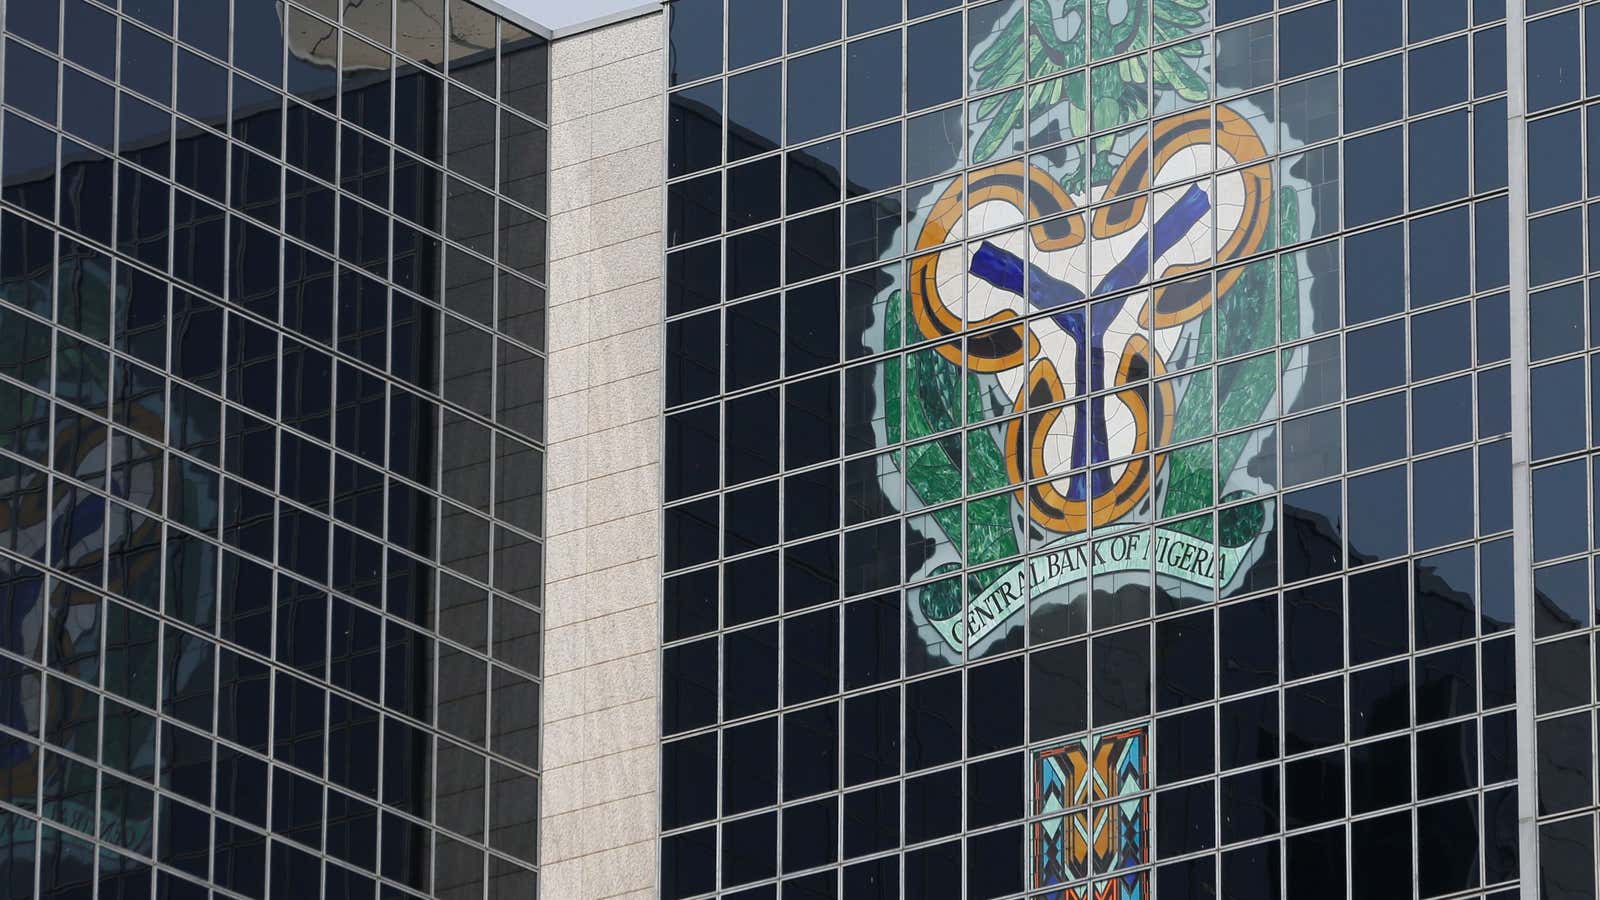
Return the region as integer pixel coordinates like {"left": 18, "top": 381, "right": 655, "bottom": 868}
{"left": 502, "top": 0, "right": 647, "bottom": 30}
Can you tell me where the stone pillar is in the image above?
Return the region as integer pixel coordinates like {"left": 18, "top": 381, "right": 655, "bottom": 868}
{"left": 538, "top": 9, "right": 666, "bottom": 899}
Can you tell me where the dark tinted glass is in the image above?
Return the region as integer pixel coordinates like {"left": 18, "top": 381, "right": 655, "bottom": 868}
{"left": 61, "top": 68, "right": 114, "bottom": 150}
{"left": 1344, "top": 54, "right": 1408, "bottom": 131}
{"left": 670, "top": 0, "right": 723, "bottom": 84}
{"left": 1344, "top": 224, "right": 1404, "bottom": 324}
{"left": 846, "top": 32, "right": 901, "bottom": 127}
{"left": 907, "top": 14, "right": 962, "bottom": 112}
{"left": 729, "top": 0, "right": 781, "bottom": 68}
{"left": 1528, "top": 10, "right": 1581, "bottom": 111}
{"left": 1410, "top": 207, "right": 1471, "bottom": 307}
{"left": 1408, "top": 36, "right": 1468, "bottom": 113}
{"left": 669, "top": 173, "right": 723, "bottom": 246}
{"left": 1280, "top": 1, "right": 1337, "bottom": 77}
{"left": 1344, "top": 0, "right": 1401, "bottom": 59}
{"left": 848, "top": 0, "right": 899, "bottom": 34}
{"left": 1413, "top": 0, "right": 1469, "bottom": 39}
{"left": 729, "top": 64, "right": 782, "bottom": 160}
{"left": 1344, "top": 126, "right": 1403, "bottom": 226}
{"left": 788, "top": 48, "right": 843, "bottom": 143}
{"left": 7, "top": 0, "right": 59, "bottom": 50}
{"left": 670, "top": 81, "right": 723, "bottom": 177}
{"left": 1409, "top": 110, "right": 1469, "bottom": 209}
{"left": 1531, "top": 109, "right": 1584, "bottom": 212}
{"left": 5, "top": 41, "right": 58, "bottom": 125}
{"left": 1346, "top": 393, "right": 1406, "bottom": 470}
{"left": 790, "top": 0, "right": 840, "bottom": 50}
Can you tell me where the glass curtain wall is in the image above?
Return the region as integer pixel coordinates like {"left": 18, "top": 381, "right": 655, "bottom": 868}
{"left": 1523, "top": 1, "right": 1600, "bottom": 897}
{"left": 0, "top": 0, "right": 548, "bottom": 897}
{"left": 662, "top": 0, "right": 1520, "bottom": 897}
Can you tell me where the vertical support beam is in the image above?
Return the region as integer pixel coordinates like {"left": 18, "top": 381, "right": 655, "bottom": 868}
{"left": 1504, "top": 1, "right": 1539, "bottom": 895}
{"left": 538, "top": 9, "right": 668, "bottom": 899}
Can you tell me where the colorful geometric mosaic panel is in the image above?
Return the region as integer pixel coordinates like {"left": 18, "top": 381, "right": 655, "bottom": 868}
{"left": 1036, "top": 737, "right": 1092, "bottom": 816}
{"left": 1092, "top": 727, "right": 1147, "bottom": 801}
{"left": 1092, "top": 799, "right": 1148, "bottom": 874}
{"left": 1034, "top": 727, "right": 1149, "bottom": 893}
{"left": 1035, "top": 809, "right": 1092, "bottom": 885}
{"left": 1052, "top": 870, "right": 1150, "bottom": 900}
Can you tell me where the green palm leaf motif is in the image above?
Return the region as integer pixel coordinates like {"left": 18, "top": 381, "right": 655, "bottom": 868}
{"left": 966, "top": 426, "right": 1012, "bottom": 493}
{"left": 1194, "top": 266, "right": 1275, "bottom": 490}
{"left": 918, "top": 571, "right": 963, "bottom": 620}
{"left": 1090, "top": 0, "right": 1147, "bottom": 60}
{"left": 972, "top": 89, "right": 1026, "bottom": 164}
{"left": 932, "top": 506, "right": 964, "bottom": 555}
{"left": 1028, "top": 69, "right": 1089, "bottom": 147}
{"left": 1153, "top": 0, "right": 1211, "bottom": 39}
{"left": 884, "top": 291, "right": 904, "bottom": 444}
{"left": 906, "top": 346, "right": 960, "bottom": 442}
{"left": 1167, "top": 194, "right": 1299, "bottom": 527}
{"left": 968, "top": 0, "right": 1214, "bottom": 167}
{"left": 907, "top": 434, "right": 963, "bottom": 509}
{"left": 1277, "top": 188, "right": 1302, "bottom": 340}
{"left": 1218, "top": 495, "right": 1266, "bottom": 548}
{"left": 903, "top": 345, "right": 965, "bottom": 559}
{"left": 1163, "top": 443, "right": 1215, "bottom": 518}
{"left": 1169, "top": 367, "right": 1214, "bottom": 445}
{"left": 1090, "top": 58, "right": 1148, "bottom": 133}
{"left": 1153, "top": 39, "right": 1210, "bottom": 104}
{"left": 973, "top": 3, "right": 1028, "bottom": 91}
{"left": 1162, "top": 366, "right": 1216, "bottom": 521}
{"left": 903, "top": 348, "right": 1023, "bottom": 569}
{"left": 967, "top": 493, "right": 1020, "bottom": 566}
{"left": 1029, "top": 0, "right": 1086, "bottom": 79}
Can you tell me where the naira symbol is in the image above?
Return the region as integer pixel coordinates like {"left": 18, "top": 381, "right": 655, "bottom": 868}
{"left": 909, "top": 107, "right": 1271, "bottom": 533}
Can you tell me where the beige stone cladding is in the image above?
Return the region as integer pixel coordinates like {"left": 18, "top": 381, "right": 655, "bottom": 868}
{"left": 538, "top": 8, "right": 667, "bottom": 900}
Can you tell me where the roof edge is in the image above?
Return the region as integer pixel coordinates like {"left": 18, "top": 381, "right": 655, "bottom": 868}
{"left": 467, "top": 0, "right": 555, "bottom": 38}
{"left": 549, "top": 2, "right": 664, "bottom": 39}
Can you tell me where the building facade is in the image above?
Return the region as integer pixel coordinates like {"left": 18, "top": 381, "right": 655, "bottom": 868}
{"left": 655, "top": 0, "right": 1540, "bottom": 897}
{"left": 3, "top": 0, "right": 1599, "bottom": 898}
{"left": 0, "top": 0, "right": 548, "bottom": 898}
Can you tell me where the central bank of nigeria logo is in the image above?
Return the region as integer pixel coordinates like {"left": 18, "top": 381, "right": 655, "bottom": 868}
{"left": 910, "top": 107, "right": 1270, "bottom": 534}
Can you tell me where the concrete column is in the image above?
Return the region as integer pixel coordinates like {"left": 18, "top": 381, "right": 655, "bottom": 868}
{"left": 1503, "top": 1, "right": 1540, "bottom": 895}
{"left": 538, "top": 9, "right": 666, "bottom": 899}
